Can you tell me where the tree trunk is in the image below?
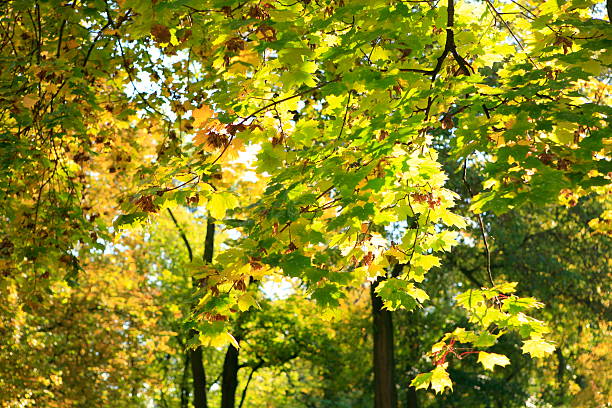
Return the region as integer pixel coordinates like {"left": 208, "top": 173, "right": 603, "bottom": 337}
{"left": 556, "top": 348, "right": 566, "bottom": 399}
{"left": 180, "top": 351, "right": 190, "bottom": 408}
{"left": 190, "top": 216, "right": 215, "bottom": 408}
{"left": 190, "top": 341, "right": 208, "bottom": 408}
{"left": 405, "top": 387, "right": 418, "bottom": 408}
{"left": 221, "top": 344, "right": 240, "bottom": 408}
{"left": 168, "top": 208, "right": 210, "bottom": 408}
{"left": 371, "top": 277, "right": 398, "bottom": 408}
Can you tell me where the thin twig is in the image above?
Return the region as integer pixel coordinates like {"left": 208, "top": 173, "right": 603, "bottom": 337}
{"left": 484, "top": 0, "right": 539, "bottom": 68}
{"left": 167, "top": 208, "right": 193, "bottom": 262}
{"left": 338, "top": 90, "right": 352, "bottom": 139}
{"left": 462, "top": 158, "right": 495, "bottom": 287}
{"left": 209, "top": 79, "right": 337, "bottom": 166}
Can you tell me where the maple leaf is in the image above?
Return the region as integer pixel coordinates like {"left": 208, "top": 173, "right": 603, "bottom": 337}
{"left": 151, "top": 24, "right": 171, "bottom": 44}
{"left": 208, "top": 192, "right": 239, "bottom": 220}
{"left": 430, "top": 365, "right": 453, "bottom": 394}
{"left": 477, "top": 352, "right": 511, "bottom": 371}
{"left": 411, "top": 364, "right": 453, "bottom": 394}
{"left": 411, "top": 371, "right": 433, "bottom": 391}
{"left": 193, "top": 105, "right": 215, "bottom": 129}
{"left": 237, "top": 293, "right": 258, "bottom": 311}
{"left": 522, "top": 337, "right": 555, "bottom": 358}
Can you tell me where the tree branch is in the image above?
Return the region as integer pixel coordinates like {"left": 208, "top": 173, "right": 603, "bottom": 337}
{"left": 398, "top": 0, "right": 473, "bottom": 79}
{"left": 237, "top": 361, "right": 263, "bottom": 408}
{"left": 167, "top": 208, "right": 193, "bottom": 262}
{"left": 462, "top": 158, "right": 495, "bottom": 287}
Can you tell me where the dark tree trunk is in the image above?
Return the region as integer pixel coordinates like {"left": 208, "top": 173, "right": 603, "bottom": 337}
{"left": 405, "top": 387, "right": 418, "bottom": 408}
{"left": 221, "top": 344, "right": 240, "bottom": 408}
{"left": 190, "top": 216, "right": 216, "bottom": 408}
{"left": 168, "top": 208, "right": 210, "bottom": 408}
{"left": 190, "top": 341, "right": 208, "bottom": 408}
{"left": 180, "top": 351, "right": 190, "bottom": 408}
{"left": 203, "top": 217, "right": 215, "bottom": 264}
{"left": 371, "top": 277, "right": 398, "bottom": 408}
{"left": 556, "top": 348, "right": 566, "bottom": 399}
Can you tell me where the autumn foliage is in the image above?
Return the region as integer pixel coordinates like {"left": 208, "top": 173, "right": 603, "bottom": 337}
{"left": 0, "top": 0, "right": 610, "bottom": 407}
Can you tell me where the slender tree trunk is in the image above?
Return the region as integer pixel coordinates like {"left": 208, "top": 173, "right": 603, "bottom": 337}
{"left": 221, "top": 343, "right": 240, "bottom": 408}
{"left": 190, "top": 342, "right": 208, "bottom": 408}
{"left": 180, "top": 351, "right": 191, "bottom": 408}
{"left": 203, "top": 216, "right": 215, "bottom": 264}
{"left": 168, "top": 208, "right": 210, "bottom": 408}
{"left": 556, "top": 348, "right": 566, "bottom": 399}
{"left": 190, "top": 216, "right": 216, "bottom": 408}
{"left": 371, "top": 276, "right": 398, "bottom": 408}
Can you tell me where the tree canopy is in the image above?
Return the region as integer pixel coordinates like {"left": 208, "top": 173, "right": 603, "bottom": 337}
{"left": 0, "top": 0, "right": 610, "bottom": 407}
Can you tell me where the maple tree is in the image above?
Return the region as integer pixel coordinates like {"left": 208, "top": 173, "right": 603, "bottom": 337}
{"left": 0, "top": 0, "right": 610, "bottom": 406}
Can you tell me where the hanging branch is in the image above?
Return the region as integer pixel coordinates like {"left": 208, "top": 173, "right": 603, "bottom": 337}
{"left": 462, "top": 158, "right": 495, "bottom": 287}
{"left": 167, "top": 208, "right": 193, "bottom": 262}
{"left": 483, "top": 0, "right": 539, "bottom": 69}
{"left": 237, "top": 361, "right": 264, "bottom": 408}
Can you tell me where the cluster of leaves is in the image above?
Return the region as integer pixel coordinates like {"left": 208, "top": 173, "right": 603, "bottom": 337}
{"left": 412, "top": 282, "right": 555, "bottom": 393}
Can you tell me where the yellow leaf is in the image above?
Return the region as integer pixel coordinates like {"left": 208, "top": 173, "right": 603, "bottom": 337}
{"left": 366, "top": 262, "right": 385, "bottom": 278}
{"left": 208, "top": 192, "right": 239, "bottom": 220}
{"left": 440, "top": 211, "right": 467, "bottom": 228}
{"left": 478, "top": 352, "right": 511, "bottom": 371}
{"left": 412, "top": 254, "right": 441, "bottom": 272}
{"left": 522, "top": 337, "right": 555, "bottom": 358}
{"left": 407, "top": 283, "right": 429, "bottom": 303}
{"left": 229, "top": 49, "right": 260, "bottom": 74}
{"left": 430, "top": 340, "right": 446, "bottom": 354}
{"left": 237, "top": 293, "right": 258, "bottom": 311}
{"left": 430, "top": 364, "right": 453, "bottom": 394}
{"left": 193, "top": 105, "right": 215, "bottom": 128}
{"left": 201, "top": 331, "right": 240, "bottom": 348}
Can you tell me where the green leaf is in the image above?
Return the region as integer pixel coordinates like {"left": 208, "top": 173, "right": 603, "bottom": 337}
{"left": 376, "top": 279, "right": 428, "bottom": 311}
{"left": 113, "top": 212, "right": 148, "bottom": 229}
{"left": 473, "top": 332, "right": 499, "bottom": 347}
{"left": 410, "top": 371, "right": 433, "bottom": 391}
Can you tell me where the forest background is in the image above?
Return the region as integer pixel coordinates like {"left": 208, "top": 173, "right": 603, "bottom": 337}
{"left": 0, "top": 0, "right": 610, "bottom": 407}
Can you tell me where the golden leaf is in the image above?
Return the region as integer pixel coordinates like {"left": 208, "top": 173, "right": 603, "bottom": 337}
{"left": 193, "top": 105, "right": 215, "bottom": 129}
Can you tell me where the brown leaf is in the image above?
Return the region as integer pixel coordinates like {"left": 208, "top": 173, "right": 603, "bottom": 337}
{"left": 151, "top": 24, "right": 171, "bottom": 44}
{"left": 284, "top": 242, "right": 298, "bottom": 254}
{"left": 441, "top": 115, "right": 454, "bottom": 130}
{"left": 134, "top": 195, "right": 159, "bottom": 213}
